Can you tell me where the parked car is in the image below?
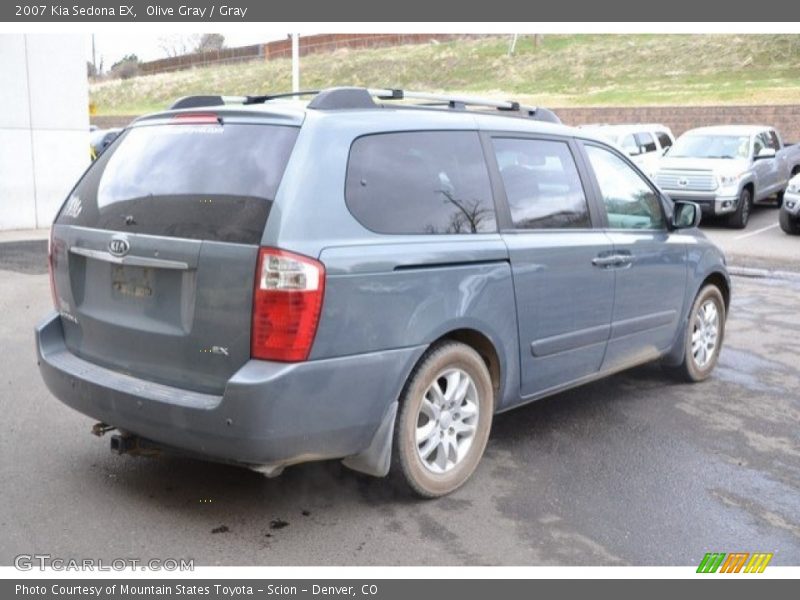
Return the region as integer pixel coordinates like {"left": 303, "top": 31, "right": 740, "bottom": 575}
{"left": 37, "top": 88, "right": 730, "bottom": 498}
{"left": 89, "top": 127, "right": 121, "bottom": 160}
{"left": 654, "top": 125, "right": 800, "bottom": 229}
{"left": 578, "top": 123, "right": 674, "bottom": 174}
{"left": 779, "top": 173, "right": 800, "bottom": 235}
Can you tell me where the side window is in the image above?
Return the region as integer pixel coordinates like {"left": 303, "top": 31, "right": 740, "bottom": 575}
{"left": 636, "top": 132, "right": 657, "bottom": 153}
{"left": 345, "top": 131, "right": 496, "bottom": 234}
{"left": 492, "top": 138, "right": 591, "bottom": 230}
{"left": 753, "top": 134, "right": 767, "bottom": 156}
{"left": 656, "top": 132, "right": 673, "bottom": 150}
{"left": 768, "top": 130, "right": 781, "bottom": 150}
{"left": 619, "top": 134, "right": 640, "bottom": 156}
{"left": 584, "top": 144, "right": 666, "bottom": 230}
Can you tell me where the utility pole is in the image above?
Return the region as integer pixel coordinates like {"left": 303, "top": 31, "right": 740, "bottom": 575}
{"left": 291, "top": 33, "right": 299, "bottom": 92}
{"left": 508, "top": 34, "right": 518, "bottom": 56}
{"left": 91, "top": 33, "right": 97, "bottom": 74}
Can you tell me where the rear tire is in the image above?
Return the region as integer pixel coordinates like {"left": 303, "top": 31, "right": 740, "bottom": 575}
{"left": 779, "top": 209, "right": 800, "bottom": 235}
{"left": 665, "top": 285, "right": 726, "bottom": 383}
{"left": 392, "top": 341, "right": 494, "bottom": 498}
{"left": 727, "top": 187, "right": 752, "bottom": 229}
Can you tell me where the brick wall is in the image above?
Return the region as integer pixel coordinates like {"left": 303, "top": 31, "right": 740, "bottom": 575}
{"left": 136, "top": 34, "right": 485, "bottom": 76}
{"left": 262, "top": 34, "right": 485, "bottom": 61}
{"left": 94, "top": 105, "right": 800, "bottom": 143}
{"left": 138, "top": 44, "right": 265, "bottom": 75}
{"left": 557, "top": 105, "right": 800, "bottom": 144}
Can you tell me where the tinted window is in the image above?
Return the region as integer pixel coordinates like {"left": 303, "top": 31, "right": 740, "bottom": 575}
{"left": 636, "top": 132, "right": 657, "bottom": 153}
{"left": 493, "top": 138, "right": 590, "bottom": 230}
{"left": 57, "top": 123, "right": 299, "bottom": 244}
{"left": 345, "top": 131, "right": 496, "bottom": 234}
{"left": 585, "top": 145, "right": 665, "bottom": 230}
{"left": 656, "top": 132, "right": 673, "bottom": 149}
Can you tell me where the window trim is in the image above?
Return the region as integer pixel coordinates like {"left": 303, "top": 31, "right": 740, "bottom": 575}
{"left": 343, "top": 129, "right": 500, "bottom": 236}
{"left": 480, "top": 131, "right": 605, "bottom": 234}
{"left": 577, "top": 139, "right": 670, "bottom": 233}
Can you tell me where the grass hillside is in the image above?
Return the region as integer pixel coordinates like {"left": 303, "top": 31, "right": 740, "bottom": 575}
{"left": 91, "top": 34, "right": 800, "bottom": 115}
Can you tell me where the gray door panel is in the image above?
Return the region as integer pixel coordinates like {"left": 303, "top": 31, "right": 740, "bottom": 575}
{"left": 601, "top": 231, "right": 687, "bottom": 370}
{"left": 504, "top": 231, "right": 615, "bottom": 397}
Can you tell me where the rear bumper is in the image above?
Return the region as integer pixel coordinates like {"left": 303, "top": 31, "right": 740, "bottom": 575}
{"left": 664, "top": 191, "right": 739, "bottom": 216}
{"left": 36, "top": 312, "right": 424, "bottom": 469}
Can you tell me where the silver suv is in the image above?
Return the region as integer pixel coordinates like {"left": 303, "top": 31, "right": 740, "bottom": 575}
{"left": 37, "top": 88, "right": 730, "bottom": 497}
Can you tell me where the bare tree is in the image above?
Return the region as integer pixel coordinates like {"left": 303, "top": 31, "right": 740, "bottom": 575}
{"left": 439, "top": 190, "right": 491, "bottom": 233}
{"left": 158, "top": 34, "right": 199, "bottom": 58}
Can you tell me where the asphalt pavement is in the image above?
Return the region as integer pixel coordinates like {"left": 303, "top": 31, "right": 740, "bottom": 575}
{"left": 0, "top": 240, "right": 798, "bottom": 566}
{"left": 702, "top": 202, "right": 798, "bottom": 271}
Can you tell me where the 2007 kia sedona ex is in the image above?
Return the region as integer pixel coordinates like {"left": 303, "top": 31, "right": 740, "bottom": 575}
{"left": 37, "top": 87, "right": 730, "bottom": 497}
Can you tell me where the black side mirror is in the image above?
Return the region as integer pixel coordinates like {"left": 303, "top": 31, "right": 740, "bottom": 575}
{"left": 672, "top": 201, "right": 701, "bottom": 229}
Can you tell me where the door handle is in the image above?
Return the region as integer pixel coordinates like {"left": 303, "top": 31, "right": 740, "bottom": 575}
{"left": 592, "top": 254, "right": 634, "bottom": 268}
{"left": 592, "top": 255, "right": 618, "bottom": 267}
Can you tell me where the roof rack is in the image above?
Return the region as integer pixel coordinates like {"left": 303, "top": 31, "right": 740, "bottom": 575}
{"left": 169, "top": 87, "right": 561, "bottom": 124}
{"left": 170, "top": 91, "right": 320, "bottom": 110}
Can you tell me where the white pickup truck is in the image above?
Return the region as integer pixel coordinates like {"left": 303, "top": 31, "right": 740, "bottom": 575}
{"left": 654, "top": 125, "right": 800, "bottom": 228}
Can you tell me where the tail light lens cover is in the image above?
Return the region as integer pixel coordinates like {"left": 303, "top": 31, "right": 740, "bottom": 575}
{"left": 251, "top": 248, "right": 325, "bottom": 362}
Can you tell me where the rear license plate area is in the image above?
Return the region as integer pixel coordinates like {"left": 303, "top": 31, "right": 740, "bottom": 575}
{"left": 111, "top": 265, "right": 154, "bottom": 299}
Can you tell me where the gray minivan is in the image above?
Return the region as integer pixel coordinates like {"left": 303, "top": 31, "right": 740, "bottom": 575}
{"left": 37, "top": 87, "right": 730, "bottom": 497}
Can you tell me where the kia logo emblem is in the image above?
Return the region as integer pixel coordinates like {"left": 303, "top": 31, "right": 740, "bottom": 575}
{"left": 108, "top": 237, "right": 130, "bottom": 257}
{"left": 677, "top": 178, "right": 689, "bottom": 187}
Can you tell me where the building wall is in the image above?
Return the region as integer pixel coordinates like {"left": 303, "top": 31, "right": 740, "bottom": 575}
{"left": 0, "top": 34, "right": 89, "bottom": 230}
{"left": 96, "top": 104, "right": 800, "bottom": 144}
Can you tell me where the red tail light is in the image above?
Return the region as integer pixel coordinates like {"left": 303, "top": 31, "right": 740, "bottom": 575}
{"left": 251, "top": 248, "right": 325, "bottom": 362}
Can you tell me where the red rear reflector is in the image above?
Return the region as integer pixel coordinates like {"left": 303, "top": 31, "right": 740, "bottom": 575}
{"left": 171, "top": 113, "right": 220, "bottom": 125}
{"left": 251, "top": 248, "right": 325, "bottom": 362}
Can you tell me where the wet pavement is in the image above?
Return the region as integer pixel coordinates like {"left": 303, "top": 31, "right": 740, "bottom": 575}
{"left": 1, "top": 248, "right": 798, "bottom": 566}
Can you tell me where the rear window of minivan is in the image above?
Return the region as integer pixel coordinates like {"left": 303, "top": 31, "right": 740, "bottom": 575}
{"left": 56, "top": 122, "right": 299, "bottom": 245}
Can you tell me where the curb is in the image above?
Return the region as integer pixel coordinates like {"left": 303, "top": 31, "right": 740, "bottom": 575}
{"left": 728, "top": 265, "right": 800, "bottom": 282}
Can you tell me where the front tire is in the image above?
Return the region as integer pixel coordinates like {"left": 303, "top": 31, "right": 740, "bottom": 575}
{"left": 727, "top": 187, "right": 752, "bottom": 229}
{"left": 667, "top": 285, "right": 726, "bottom": 383}
{"left": 392, "top": 341, "right": 494, "bottom": 498}
{"left": 779, "top": 209, "right": 800, "bottom": 235}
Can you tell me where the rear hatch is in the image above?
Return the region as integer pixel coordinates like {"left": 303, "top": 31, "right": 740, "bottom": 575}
{"left": 50, "top": 114, "right": 300, "bottom": 394}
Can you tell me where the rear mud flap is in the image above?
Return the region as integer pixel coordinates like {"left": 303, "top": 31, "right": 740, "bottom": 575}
{"left": 341, "top": 401, "right": 398, "bottom": 478}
